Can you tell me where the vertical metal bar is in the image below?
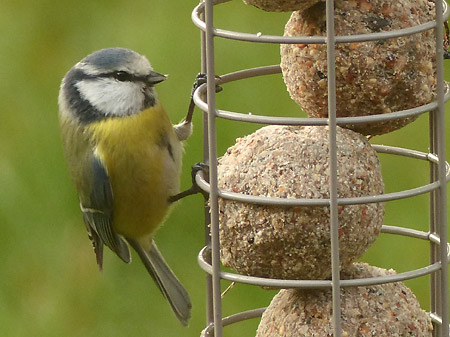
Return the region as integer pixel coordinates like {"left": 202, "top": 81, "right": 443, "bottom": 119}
{"left": 200, "top": 2, "right": 214, "bottom": 326}
{"left": 429, "top": 62, "right": 440, "bottom": 337}
{"left": 429, "top": 104, "right": 439, "bottom": 337}
{"left": 434, "top": 1, "right": 449, "bottom": 336}
{"left": 204, "top": 0, "right": 224, "bottom": 336}
{"left": 325, "top": 1, "right": 341, "bottom": 336}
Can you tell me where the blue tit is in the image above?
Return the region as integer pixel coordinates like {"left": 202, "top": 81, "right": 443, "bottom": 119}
{"left": 58, "top": 48, "right": 193, "bottom": 326}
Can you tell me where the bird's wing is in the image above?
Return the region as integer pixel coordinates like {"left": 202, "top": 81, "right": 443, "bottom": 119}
{"left": 80, "top": 154, "right": 131, "bottom": 266}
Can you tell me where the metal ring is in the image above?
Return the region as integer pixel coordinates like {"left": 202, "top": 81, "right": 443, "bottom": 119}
{"left": 201, "top": 308, "right": 266, "bottom": 337}
{"left": 194, "top": 145, "right": 450, "bottom": 207}
{"left": 192, "top": 65, "right": 450, "bottom": 126}
{"left": 192, "top": 0, "right": 449, "bottom": 45}
{"left": 200, "top": 306, "right": 447, "bottom": 336}
{"left": 197, "top": 225, "right": 450, "bottom": 289}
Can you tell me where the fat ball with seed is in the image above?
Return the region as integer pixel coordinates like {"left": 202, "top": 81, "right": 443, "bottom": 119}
{"left": 218, "top": 125, "right": 384, "bottom": 280}
{"left": 281, "top": 0, "right": 437, "bottom": 135}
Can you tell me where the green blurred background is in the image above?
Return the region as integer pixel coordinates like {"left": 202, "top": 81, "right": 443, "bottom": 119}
{"left": 1, "top": 0, "right": 450, "bottom": 336}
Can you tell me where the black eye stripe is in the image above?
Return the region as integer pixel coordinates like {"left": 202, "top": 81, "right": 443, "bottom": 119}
{"left": 96, "top": 71, "right": 146, "bottom": 82}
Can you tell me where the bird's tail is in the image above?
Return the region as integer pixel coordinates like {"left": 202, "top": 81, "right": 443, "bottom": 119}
{"left": 127, "top": 238, "right": 192, "bottom": 326}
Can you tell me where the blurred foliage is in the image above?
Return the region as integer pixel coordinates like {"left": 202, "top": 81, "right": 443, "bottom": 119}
{"left": 0, "top": 0, "right": 450, "bottom": 336}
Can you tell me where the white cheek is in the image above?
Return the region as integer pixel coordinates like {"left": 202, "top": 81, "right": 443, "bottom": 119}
{"left": 76, "top": 78, "right": 144, "bottom": 116}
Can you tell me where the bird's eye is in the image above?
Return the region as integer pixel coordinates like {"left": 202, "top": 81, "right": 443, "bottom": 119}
{"left": 113, "top": 71, "right": 132, "bottom": 82}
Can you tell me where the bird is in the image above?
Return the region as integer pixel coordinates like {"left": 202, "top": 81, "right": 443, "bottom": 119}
{"left": 58, "top": 47, "right": 193, "bottom": 326}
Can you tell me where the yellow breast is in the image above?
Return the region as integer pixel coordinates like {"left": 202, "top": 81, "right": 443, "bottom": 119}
{"left": 87, "top": 103, "right": 182, "bottom": 239}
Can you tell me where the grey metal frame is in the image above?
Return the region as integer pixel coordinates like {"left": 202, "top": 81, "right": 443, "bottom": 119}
{"left": 191, "top": 0, "right": 450, "bottom": 336}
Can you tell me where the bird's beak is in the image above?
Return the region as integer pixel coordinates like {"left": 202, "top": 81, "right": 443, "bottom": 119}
{"left": 146, "top": 71, "right": 167, "bottom": 85}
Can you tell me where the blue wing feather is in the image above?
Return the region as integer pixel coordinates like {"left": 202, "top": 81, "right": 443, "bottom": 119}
{"left": 81, "top": 155, "right": 131, "bottom": 264}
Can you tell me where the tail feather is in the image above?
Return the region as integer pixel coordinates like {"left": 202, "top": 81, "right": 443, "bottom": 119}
{"left": 127, "top": 239, "right": 192, "bottom": 326}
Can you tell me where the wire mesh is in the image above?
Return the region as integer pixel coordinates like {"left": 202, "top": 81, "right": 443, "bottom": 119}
{"left": 192, "top": 0, "right": 450, "bottom": 336}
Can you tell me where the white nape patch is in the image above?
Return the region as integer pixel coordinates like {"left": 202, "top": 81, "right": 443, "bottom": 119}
{"left": 75, "top": 77, "right": 145, "bottom": 117}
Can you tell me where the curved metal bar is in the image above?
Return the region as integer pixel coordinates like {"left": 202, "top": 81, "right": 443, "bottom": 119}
{"left": 194, "top": 145, "right": 450, "bottom": 207}
{"left": 197, "top": 225, "right": 450, "bottom": 289}
{"left": 201, "top": 308, "right": 445, "bottom": 336}
{"left": 192, "top": 0, "right": 449, "bottom": 45}
{"left": 192, "top": 66, "right": 450, "bottom": 126}
{"left": 201, "top": 308, "right": 266, "bottom": 336}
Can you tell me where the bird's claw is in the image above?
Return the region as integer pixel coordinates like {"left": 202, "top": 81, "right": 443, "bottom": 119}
{"left": 192, "top": 73, "right": 223, "bottom": 97}
{"left": 168, "top": 162, "right": 209, "bottom": 203}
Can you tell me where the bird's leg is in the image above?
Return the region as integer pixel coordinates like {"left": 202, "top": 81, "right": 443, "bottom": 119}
{"left": 171, "top": 74, "right": 221, "bottom": 201}
{"left": 169, "top": 163, "right": 209, "bottom": 203}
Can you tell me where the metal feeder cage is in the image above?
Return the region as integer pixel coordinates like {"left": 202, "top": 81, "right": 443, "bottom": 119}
{"left": 191, "top": 0, "right": 450, "bottom": 336}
